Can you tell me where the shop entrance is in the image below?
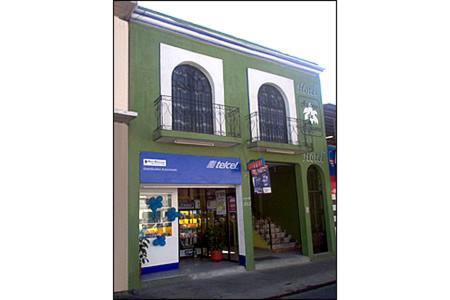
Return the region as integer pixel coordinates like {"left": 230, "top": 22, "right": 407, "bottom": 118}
{"left": 178, "top": 188, "right": 239, "bottom": 263}
{"left": 250, "top": 163, "right": 302, "bottom": 257}
{"left": 138, "top": 152, "right": 243, "bottom": 278}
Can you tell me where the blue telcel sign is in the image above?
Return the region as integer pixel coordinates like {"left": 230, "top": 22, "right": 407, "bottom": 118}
{"left": 140, "top": 152, "right": 242, "bottom": 185}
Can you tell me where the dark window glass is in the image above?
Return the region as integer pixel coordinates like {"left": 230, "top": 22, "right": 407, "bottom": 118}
{"left": 307, "top": 166, "right": 328, "bottom": 253}
{"left": 258, "top": 84, "right": 288, "bottom": 143}
{"left": 171, "top": 65, "right": 213, "bottom": 134}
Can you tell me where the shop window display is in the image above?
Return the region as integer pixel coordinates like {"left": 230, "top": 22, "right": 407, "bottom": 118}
{"left": 178, "top": 189, "right": 202, "bottom": 258}
{"left": 139, "top": 192, "right": 173, "bottom": 238}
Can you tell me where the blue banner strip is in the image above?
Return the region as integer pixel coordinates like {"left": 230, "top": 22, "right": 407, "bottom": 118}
{"left": 239, "top": 255, "right": 246, "bottom": 266}
{"left": 140, "top": 152, "right": 242, "bottom": 185}
{"left": 140, "top": 262, "right": 179, "bottom": 274}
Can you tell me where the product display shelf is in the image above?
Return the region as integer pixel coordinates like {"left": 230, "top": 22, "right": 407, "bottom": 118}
{"left": 179, "top": 209, "right": 202, "bottom": 257}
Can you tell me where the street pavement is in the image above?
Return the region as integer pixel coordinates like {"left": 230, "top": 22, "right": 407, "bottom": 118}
{"left": 115, "top": 256, "right": 336, "bottom": 299}
{"left": 279, "top": 283, "right": 336, "bottom": 299}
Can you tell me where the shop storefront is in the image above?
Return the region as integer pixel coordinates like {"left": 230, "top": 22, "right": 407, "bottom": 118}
{"left": 138, "top": 152, "right": 245, "bottom": 274}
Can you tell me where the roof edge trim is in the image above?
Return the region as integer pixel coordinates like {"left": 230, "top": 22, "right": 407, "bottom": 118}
{"left": 131, "top": 7, "right": 325, "bottom": 73}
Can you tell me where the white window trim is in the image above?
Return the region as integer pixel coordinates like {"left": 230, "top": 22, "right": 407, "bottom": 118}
{"left": 247, "top": 68, "right": 298, "bottom": 144}
{"left": 160, "top": 43, "right": 225, "bottom": 135}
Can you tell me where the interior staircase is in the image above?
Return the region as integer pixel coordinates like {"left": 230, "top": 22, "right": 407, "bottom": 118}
{"left": 254, "top": 217, "right": 299, "bottom": 252}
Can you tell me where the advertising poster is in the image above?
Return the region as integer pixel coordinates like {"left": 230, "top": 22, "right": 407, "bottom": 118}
{"left": 179, "top": 200, "right": 195, "bottom": 209}
{"left": 140, "top": 222, "right": 173, "bottom": 238}
{"left": 251, "top": 165, "right": 272, "bottom": 194}
{"left": 215, "top": 190, "right": 227, "bottom": 215}
{"left": 251, "top": 169, "right": 262, "bottom": 194}
{"left": 194, "top": 199, "right": 201, "bottom": 209}
{"left": 227, "top": 196, "right": 236, "bottom": 213}
{"left": 207, "top": 200, "right": 217, "bottom": 210}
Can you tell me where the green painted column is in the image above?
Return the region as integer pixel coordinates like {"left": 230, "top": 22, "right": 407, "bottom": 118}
{"left": 295, "top": 164, "right": 313, "bottom": 257}
{"left": 241, "top": 171, "right": 255, "bottom": 270}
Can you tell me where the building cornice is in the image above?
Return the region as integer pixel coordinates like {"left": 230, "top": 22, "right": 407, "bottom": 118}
{"left": 114, "top": 1, "right": 137, "bottom": 21}
{"left": 114, "top": 109, "right": 138, "bottom": 124}
{"left": 131, "top": 6, "right": 325, "bottom": 74}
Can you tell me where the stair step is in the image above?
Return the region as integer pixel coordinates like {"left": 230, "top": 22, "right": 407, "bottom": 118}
{"left": 264, "top": 232, "right": 287, "bottom": 239}
{"left": 255, "top": 219, "right": 298, "bottom": 248}
{"left": 261, "top": 228, "right": 282, "bottom": 234}
{"left": 271, "top": 247, "right": 299, "bottom": 253}
{"left": 266, "top": 239, "right": 292, "bottom": 245}
{"left": 271, "top": 242, "right": 297, "bottom": 249}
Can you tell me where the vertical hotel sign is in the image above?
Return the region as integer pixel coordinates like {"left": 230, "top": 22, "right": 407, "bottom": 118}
{"left": 247, "top": 158, "right": 272, "bottom": 194}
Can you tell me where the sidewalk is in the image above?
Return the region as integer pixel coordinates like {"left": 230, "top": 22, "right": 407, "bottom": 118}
{"left": 115, "top": 256, "right": 336, "bottom": 299}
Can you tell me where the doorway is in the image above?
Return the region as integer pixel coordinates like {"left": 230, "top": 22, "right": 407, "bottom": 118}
{"left": 307, "top": 165, "right": 328, "bottom": 253}
{"left": 250, "top": 163, "right": 302, "bottom": 258}
{"left": 178, "top": 188, "right": 239, "bottom": 262}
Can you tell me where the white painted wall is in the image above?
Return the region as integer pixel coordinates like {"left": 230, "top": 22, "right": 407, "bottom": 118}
{"left": 140, "top": 189, "right": 179, "bottom": 269}
{"left": 160, "top": 43, "right": 225, "bottom": 134}
{"left": 247, "top": 68, "right": 298, "bottom": 144}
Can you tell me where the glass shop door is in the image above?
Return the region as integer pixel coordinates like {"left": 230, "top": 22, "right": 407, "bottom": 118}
{"left": 178, "top": 187, "right": 239, "bottom": 263}
{"left": 204, "top": 188, "right": 239, "bottom": 262}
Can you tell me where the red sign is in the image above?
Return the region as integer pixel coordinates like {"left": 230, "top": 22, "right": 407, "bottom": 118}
{"left": 246, "top": 158, "right": 265, "bottom": 171}
{"left": 330, "top": 176, "right": 336, "bottom": 200}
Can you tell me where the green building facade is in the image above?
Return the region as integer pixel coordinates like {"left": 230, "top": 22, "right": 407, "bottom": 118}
{"left": 125, "top": 6, "right": 336, "bottom": 289}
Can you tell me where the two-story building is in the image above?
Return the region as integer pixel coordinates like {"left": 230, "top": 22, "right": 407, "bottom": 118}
{"left": 114, "top": 2, "right": 336, "bottom": 292}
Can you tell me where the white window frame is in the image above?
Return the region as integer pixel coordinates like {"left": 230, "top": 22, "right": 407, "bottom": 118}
{"left": 160, "top": 43, "right": 225, "bottom": 135}
{"left": 247, "top": 68, "right": 298, "bottom": 145}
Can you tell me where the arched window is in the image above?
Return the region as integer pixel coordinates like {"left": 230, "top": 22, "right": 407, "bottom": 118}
{"left": 307, "top": 165, "right": 328, "bottom": 253}
{"left": 258, "top": 84, "right": 288, "bottom": 143}
{"left": 171, "top": 64, "right": 213, "bottom": 134}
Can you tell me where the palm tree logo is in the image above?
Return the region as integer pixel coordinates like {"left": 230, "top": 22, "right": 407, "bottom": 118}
{"left": 303, "top": 103, "right": 319, "bottom": 125}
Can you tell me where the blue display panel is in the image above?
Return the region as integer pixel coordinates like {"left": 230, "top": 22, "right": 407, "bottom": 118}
{"left": 140, "top": 152, "right": 242, "bottom": 185}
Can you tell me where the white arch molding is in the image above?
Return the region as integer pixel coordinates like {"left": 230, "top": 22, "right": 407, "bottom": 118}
{"left": 247, "top": 68, "right": 298, "bottom": 144}
{"left": 160, "top": 43, "right": 225, "bottom": 135}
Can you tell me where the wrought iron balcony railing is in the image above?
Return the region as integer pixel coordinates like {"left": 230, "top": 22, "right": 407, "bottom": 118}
{"left": 248, "top": 111, "right": 313, "bottom": 149}
{"left": 155, "top": 95, "right": 241, "bottom": 138}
